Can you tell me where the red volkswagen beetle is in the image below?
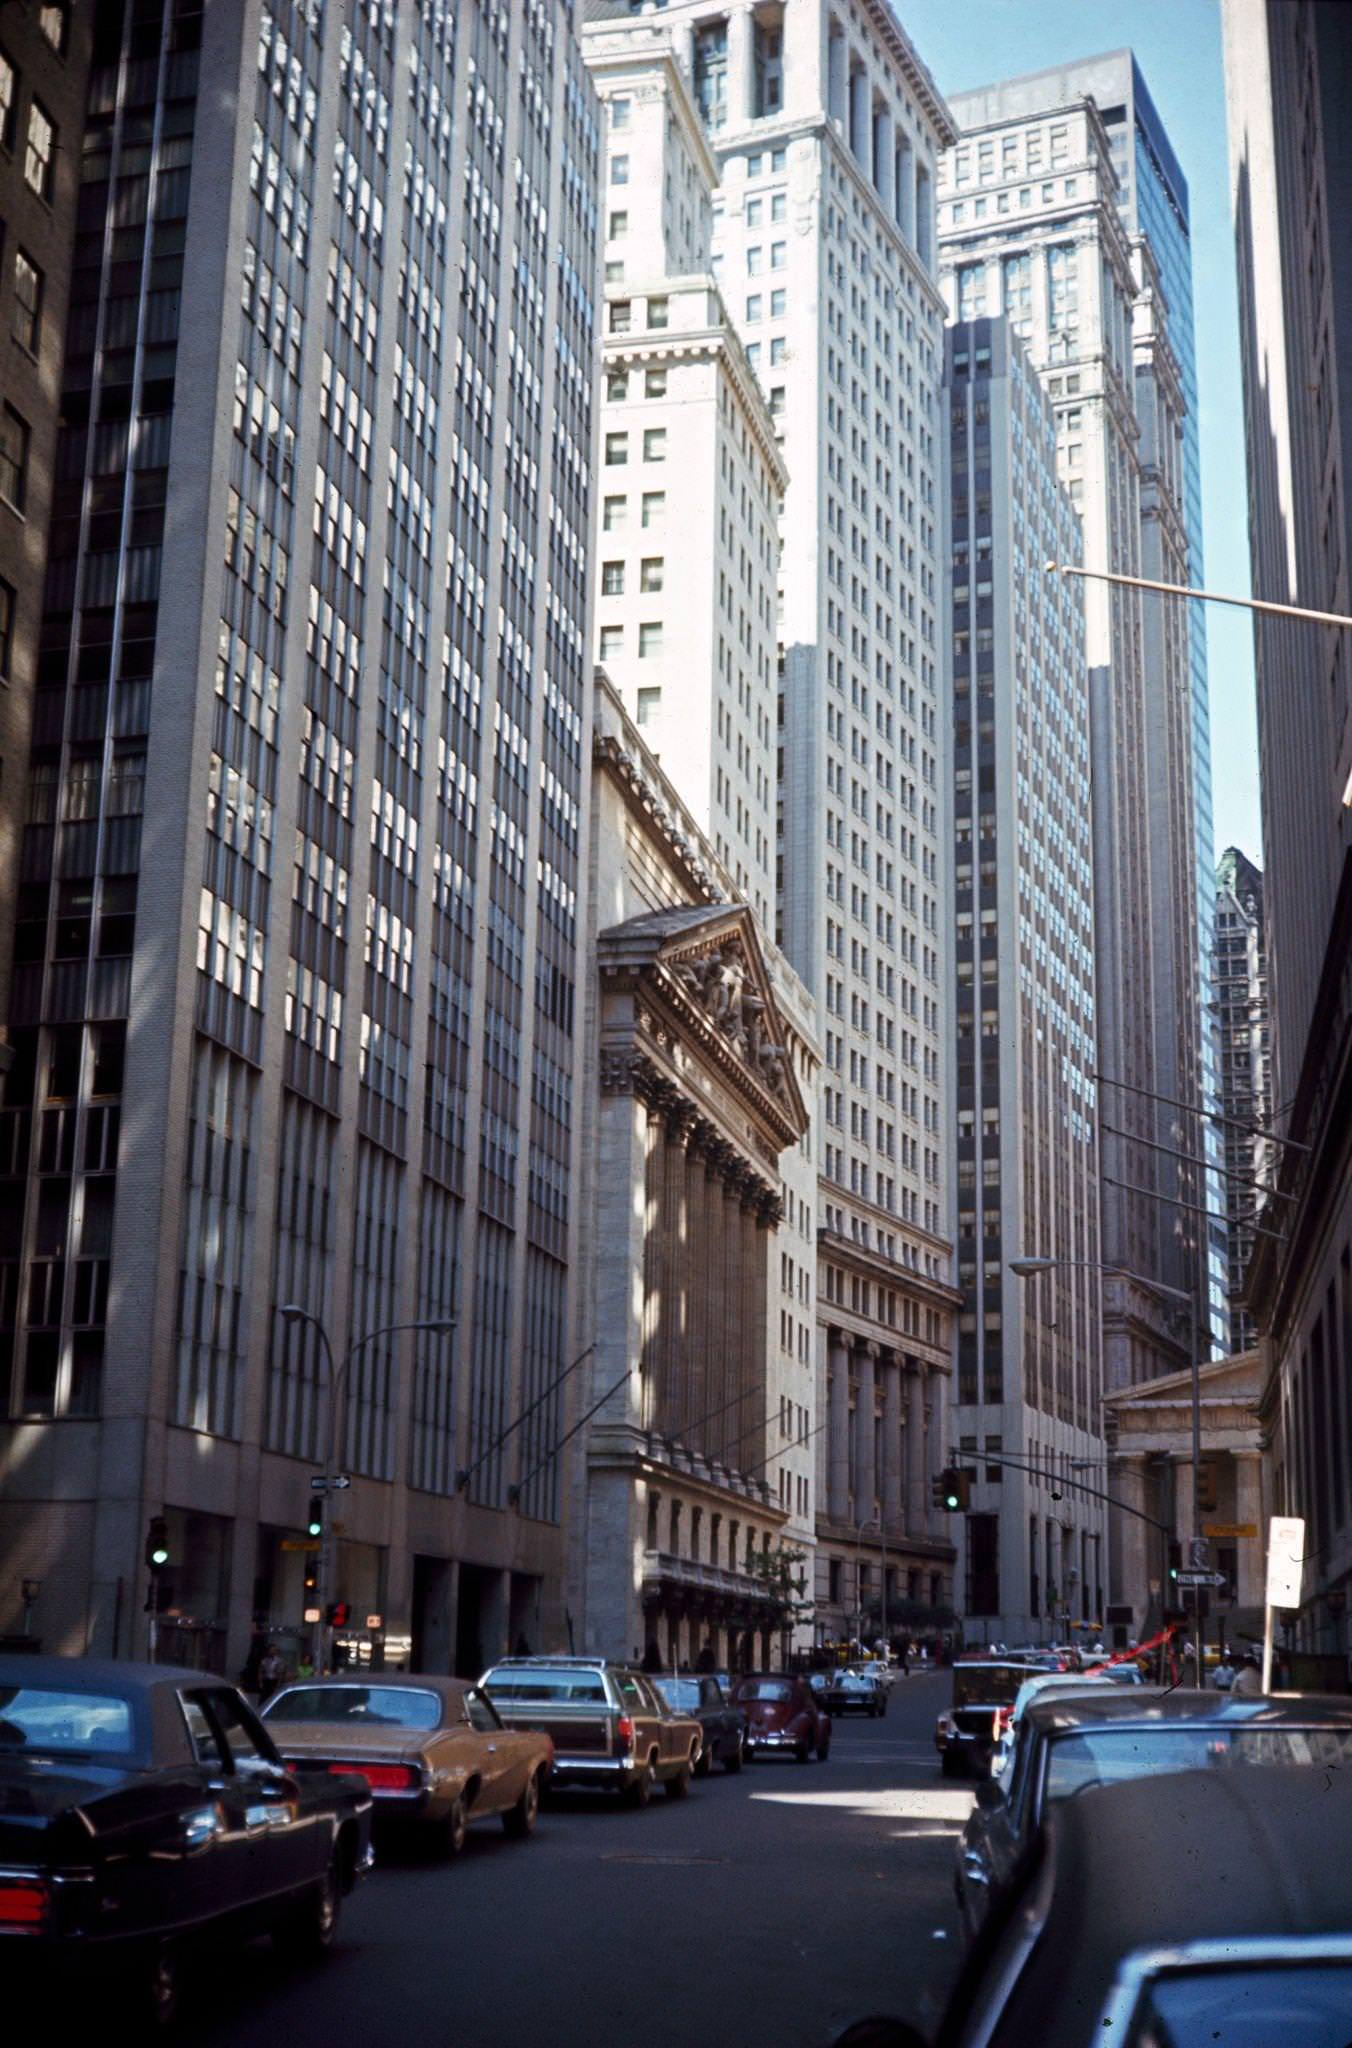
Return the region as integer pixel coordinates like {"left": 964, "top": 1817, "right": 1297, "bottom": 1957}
{"left": 735, "top": 1674, "right": 831, "bottom": 1763}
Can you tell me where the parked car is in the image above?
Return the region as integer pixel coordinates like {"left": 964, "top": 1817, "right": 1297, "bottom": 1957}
{"left": 261, "top": 1673, "right": 551, "bottom": 1853}
{"left": 736, "top": 1673, "right": 831, "bottom": 1762}
{"left": 935, "top": 1659, "right": 1048, "bottom": 1778}
{"left": 956, "top": 1685, "right": 1352, "bottom": 1940}
{"left": 824, "top": 1667, "right": 887, "bottom": 1717}
{"left": 0, "top": 1654, "right": 372, "bottom": 2027}
{"left": 989, "top": 1673, "right": 1114, "bottom": 1780}
{"left": 859, "top": 1659, "right": 896, "bottom": 1689}
{"left": 480, "top": 1657, "right": 701, "bottom": 1805}
{"left": 649, "top": 1673, "right": 744, "bottom": 1774}
{"left": 835, "top": 1765, "right": 1352, "bottom": 2048}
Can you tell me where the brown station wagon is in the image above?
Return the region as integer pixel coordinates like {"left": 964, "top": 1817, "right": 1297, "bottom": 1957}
{"left": 262, "top": 1673, "right": 552, "bottom": 1855}
{"left": 481, "top": 1657, "right": 702, "bottom": 1805}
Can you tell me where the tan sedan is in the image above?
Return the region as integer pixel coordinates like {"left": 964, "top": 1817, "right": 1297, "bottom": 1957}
{"left": 262, "top": 1673, "right": 552, "bottom": 1855}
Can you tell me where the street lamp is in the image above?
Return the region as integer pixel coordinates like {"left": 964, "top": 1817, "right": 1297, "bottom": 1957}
{"left": 1011, "top": 1255, "right": 1206, "bottom": 1687}
{"left": 278, "top": 1305, "right": 456, "bottom": 1671}
{"left": 854, "top": 1515, "right": 885, "bottom": 1655}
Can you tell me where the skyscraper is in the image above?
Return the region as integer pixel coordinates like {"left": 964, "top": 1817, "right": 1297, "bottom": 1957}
{"left": 1223, "top": 0, "right": 1352, "bottom": 1657}
{"left": 586, "top": 0, "right": 961, "bottom": 1646}
{"left": 1212, "top": 847, "right": 1270, "bottom": 1354}
{"left": 0, "top": 5, "right": 94, "bottom": 1095}
{"left": 0, "top": 0, "right": 600, "bottom": 1675}
{"left": 939, "top": 61, "right": 1217, "bottom": 1404}
{"left": 945, "top": 317, "right": 1103, "bottom": 1641}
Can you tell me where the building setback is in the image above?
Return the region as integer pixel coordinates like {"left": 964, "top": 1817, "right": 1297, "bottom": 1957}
{"left": 1222, "top": 0, "right": 1352, "bottom": 1659}
{"left": 0, "top": 5, "right": 94, "bottom": 1094}
{"left": 587, "top": 0, "right": 960, "bottom": 1651}
{"left": 0, "top": 0, "right": 599, "bottom": 1678}
{"left": 945, "top": 317, "right": 1103, "bottom": 1642}
{"left": 939, "top": 68, "right": 1215, "bottom": 1414}
{"left": 1213, "top": 847, "right": 1270, "bottom": 1355}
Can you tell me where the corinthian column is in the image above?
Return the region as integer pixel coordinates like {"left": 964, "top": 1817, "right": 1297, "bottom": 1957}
{"left": 829, "top": 1330, "right": 851, "bottom": 1524}
{"left": 882, "top": 1353, "right": 904, "bottom": 1533}
{"left": 905, "top": 1357, "right": 928, "bottom": 1537}
{"left": 855, "top": 1341, "right": 878, "bottom": 1522}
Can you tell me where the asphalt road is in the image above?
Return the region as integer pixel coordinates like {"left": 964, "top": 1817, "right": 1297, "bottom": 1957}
{"left": 177, "top": 1671, "right": 971, "bottom": 2048}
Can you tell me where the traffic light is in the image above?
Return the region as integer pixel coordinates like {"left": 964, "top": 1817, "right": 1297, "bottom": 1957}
{"left": 931, "top": 1467, "right": 971, "bottom": 1512}
{"left": 144, "top": 1515, "right": 170, "bottom": 1572}
{"left": 327, "top": 1601, "right": 351, "bottom": 1628}
{"left": 1167, "top": 1541, "right": 1181, "bottom": 1585}
{"left": 307, "top": 1502, "right": 324, "bottom": 1541}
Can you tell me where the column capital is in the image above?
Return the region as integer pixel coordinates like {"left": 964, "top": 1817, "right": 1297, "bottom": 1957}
{"left": 829, "top": 1325, "right": 855, "bottom": 1355}
{"left": 858, "top": 1338, "right": 881, "bottom": 1362}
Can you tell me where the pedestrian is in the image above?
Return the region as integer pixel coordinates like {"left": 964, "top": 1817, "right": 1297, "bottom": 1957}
{"left": 256, "top": 1642, "right": 286, "bottom": 1704}
{"left": 1231, "top": 1651, "right": 1263, "bottom": 1696}
{"left": 898, "top": 1642, "right": 910, "bottom": 1677}
{"left": 295, "top": 1652, "right": 315, "bottom": 1681}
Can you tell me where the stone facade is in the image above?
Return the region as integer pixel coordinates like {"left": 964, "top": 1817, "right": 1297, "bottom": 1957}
{"left": 570, "top": 677, "right": 816, "bottom": 1667}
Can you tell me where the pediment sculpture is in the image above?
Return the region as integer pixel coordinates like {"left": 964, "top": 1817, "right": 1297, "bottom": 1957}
{"left": 669, "top": 936, "right": 790, "bottom": 1099}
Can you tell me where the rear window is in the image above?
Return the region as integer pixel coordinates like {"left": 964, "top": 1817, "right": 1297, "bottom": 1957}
{"left": 1133, "top": 1961, "right": 1352, "bottom": 2046}
{"left": 262, "top": 1686, "right": 442, "bottom": 1731}
{"left": 484, "top": 1669, "right": 608, "bottom": 1704}
{"left": 1045, "top": 1725, "right": 1352, "bottom": 1803}
{"left": 738, "top": 1679, "right": 791, "bottom": 1702}
{"left": 0, "top": 1685, "right": 135, "bottom": 1756}
{"left": 952, "top": 1664, "right": 1041, "bottom": 1710}
{"left": 653, "top": 1679, "right": 700, "bottom": 1712}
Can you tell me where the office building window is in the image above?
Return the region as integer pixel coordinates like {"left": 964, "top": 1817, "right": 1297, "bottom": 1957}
{"left": 647, "top": 295, "right": 668, "bottom": 330}
{"left": 24, "top": 99, "right": 55, "bottom": 200}
{"left": 610, "top": 97, "right": 630, "bottom": 130}
{"left": 610, "top": 153, "right": 629, "bottom": 184}
{"left": 602, "top": 494, "right": 626, "bottom": 531}
{"left": 605, "top": 431, "right": 629, "bottom": 466}
{"left": 606, "top": 370, "right": 628, "bottom": 401}
{"left": 599, "top": 625, "right": 622, "bottom": 662}
{"left": 639, "top": 557, "right": 663, "bottom": 592}
{"left": 637, "top": 687, "right": 659, "bottom": 725}
{"left": 13, "top": 250, "right": 42, "bottom": 353}
{"left": 0, "top": 49, "right": 14, "bottom": 151}
{"left": 770, "top": 288, "right": 786, "bottom": 317}
{"left": 601, "top": 560, "right": 624, "bottom": 596}
{"left": 746, "top": 294, "right": 762, "bottom": 322}
{"left": 642, "top": 428, "right": 666, "bottom": 463}
{"left": 608, "top": 209, "right": 628, "bottom": 239}
{"left": 641, "top": 491, "right": 664, "bottom": 527}
{"left": 0, "top": 403, "right": 29, "bottom": 512}
{"left": 644, "top": 367, "right": 666, "bottom": 398}
{"left": 609, "top": 299, "right": 631, "bottom": 334}
{"left": 638, "top": 622, "right": 662, "bottom": 658}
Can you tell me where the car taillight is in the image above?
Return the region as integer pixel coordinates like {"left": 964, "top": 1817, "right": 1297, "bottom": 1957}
{"left": 995, "top": 1707, "right": 1013, "bottom": 1731}
{"left": 616, "top": 1715, "right": 635, "bottom": 1753}
{"left": 0, "top": 1879, "right": 49, "bottom": 1933}
{"left": 327, "top": 1762, "right": 421, "bottom": 1793}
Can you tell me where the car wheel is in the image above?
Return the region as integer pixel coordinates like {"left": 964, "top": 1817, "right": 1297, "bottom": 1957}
{"left": 694, "top": 1742, "right": 712, "bottom": 1779}
{"left": 442, "top": 1793, "right": 468, "bottom": 1856}
{"left": 624, "top": 1758, "right": 656, "bottom": 1808}
{"left": 273, "top": 1853, "right": 341, "bottom": 1962}
{"left": 795, "top": 1737, "right": 812, "bottom": 1763}
{"left": 132, "top": 1942, "right": 183, "bottom": 2031}
{"left": 723, "top": 1731, "right": 744, "bottom": 1774}
{"left": 665, "top": 1760, "right": 692, "bottom": 1800}
{"left": 940, "top": 1751, "right": 960, "bottom": 1779}
{"left": 816, "top": 1728, "right": 831, "bottom": 1762}
{"left": 502, "top": 1770, "right": 540, "bottom": 1839}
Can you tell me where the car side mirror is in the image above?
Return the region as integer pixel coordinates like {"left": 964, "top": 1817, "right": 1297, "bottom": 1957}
{"left": 975, "top": 1776, "right": 1005, "bottom": 1811}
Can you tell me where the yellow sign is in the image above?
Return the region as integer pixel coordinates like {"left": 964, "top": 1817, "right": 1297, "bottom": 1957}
{"left": 1202, "top": 1523, "right": 1257, "bottom": 1540}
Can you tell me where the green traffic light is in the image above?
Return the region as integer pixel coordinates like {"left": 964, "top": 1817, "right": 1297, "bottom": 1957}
{"left": 307, "top": 1515, "right": 323, "bottom": 1539}
{"left": 150, "top": 1545, "right": 169, "bottom": 1566}
{"left": 944, "top": 1492, "right": 959, "bottom": 1510}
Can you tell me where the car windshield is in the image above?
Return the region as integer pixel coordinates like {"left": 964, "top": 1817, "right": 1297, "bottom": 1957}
{"left": 0, "top": 1686, "right": 135, "bottom": 1756}
{"left": 1045, "top": 1726, "right": 1352, "bottom": 1804}
{"left": 263, "top": 1686, "right": 442, "bottom": 1730}
{"left": 653, "top": 1680, "right": 701, "bottom": 1711}
{"left": 953, "top": 1664, "right": 1040, "bottom": 1709}
{"left": 484, "top": 1669, "right": 608, "bottom": 1703}
{"left": 738, "top": 1680, "right": 791, "bottom": 1702}
{"left": 1133, "top": 1961, "right": 1352, "bottom": 2047}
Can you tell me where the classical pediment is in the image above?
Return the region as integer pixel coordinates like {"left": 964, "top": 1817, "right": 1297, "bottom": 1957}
{"left": 1105, "top": 1349, "right": 1265, "bottom": 1418}
{"left": 597, "top": 903, "right": 807, "bottom": 1140}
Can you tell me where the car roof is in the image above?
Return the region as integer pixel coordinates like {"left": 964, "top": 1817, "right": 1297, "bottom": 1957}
{"left": 961, "top": 1767, "right": 1352, "bottom": 2048}
{"left": 273, "top": 1671, "right": 471, "bottom": 1696}
{"left": 482, "top": 1656, "right": 623, "bottom": 1671}
{"left": 1022, "top": 1685, "right": 1352, "bottom": 1736}
{"left": 0, "top": 1653, "right": 210, "bottom": 1694}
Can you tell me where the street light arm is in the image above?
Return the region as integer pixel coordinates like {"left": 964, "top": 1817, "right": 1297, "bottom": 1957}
{"left": 1045, "top": 558, "right": 1352, "bottom": 632}
{"left": 951, "top": 1449, "right": 1172, "bottom": 1537}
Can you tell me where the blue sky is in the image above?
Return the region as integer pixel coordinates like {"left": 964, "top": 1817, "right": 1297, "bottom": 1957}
{"left": 902, "top": 0, "right": 1262, "bottom": 862}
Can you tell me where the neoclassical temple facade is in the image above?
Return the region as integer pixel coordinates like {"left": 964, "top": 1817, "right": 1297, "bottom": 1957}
{"left": 568, "top": 681, "right": 816, "bottom": 1666}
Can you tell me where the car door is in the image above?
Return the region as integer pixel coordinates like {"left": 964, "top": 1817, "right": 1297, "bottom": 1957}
{"left": 197, "top": 1687, "right": 316, "bottom": 1902}
{"left": 465, "top": 1687, "right": 526, "bottom": 1811}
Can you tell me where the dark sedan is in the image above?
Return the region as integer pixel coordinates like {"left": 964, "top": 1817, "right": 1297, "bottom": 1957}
{"left": 650, "top": 1674, "right": 744, "bottom": 1774}
{"left": 955, "top": 1685, "right": 1352, "bottom": 1940}
{"left": 824, "top": 1668, "right": 887, "bottom": 1717}
{"left": 836, "top": 1765, "right": 1352, "bottom": 2047}
{"left": 0, "top": 1654, "right": 372, "bottom": 2026}
{"left": 735, "top": 1674, "right": 831, "bottom": 1763}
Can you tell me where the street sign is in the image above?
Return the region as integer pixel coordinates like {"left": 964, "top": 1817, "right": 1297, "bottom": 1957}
{"left": 1266, "top": 1516, "right": 1305, "bottom": 1609}
{"left": 1176, "top": 1570, "right": 1227, "bottom": 1588}
{"left": 330, "top": 1475, "right": 351, "bottom": 1490}
{"left": 281, "top": 1538, "right": 321, "bottom": 1553}
{"left": 309, "top": 1473, "right": 352, "bottom": 1491}
{"left": 1203, "top": 1522, "right": 1257, "bottom": 1539}
{"left": 309, "top": 1475, "right": 327, "bottom": 1490}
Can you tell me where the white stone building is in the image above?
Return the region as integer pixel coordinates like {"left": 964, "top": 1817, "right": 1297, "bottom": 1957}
{"left": 586, "top": 0, "right": 961, "bottom": 1651}
{"left": 586, "top": 37, "right": 785, "bottom": 932}
{"left": 569, "top": 675, "right": 817, "bottom": 1668}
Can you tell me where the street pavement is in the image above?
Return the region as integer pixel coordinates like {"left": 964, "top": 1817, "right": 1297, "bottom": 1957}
{"left": 178, "top": 1670, "right": 970, "bottom": 2048}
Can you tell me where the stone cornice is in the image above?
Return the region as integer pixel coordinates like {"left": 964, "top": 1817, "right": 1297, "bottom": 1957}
{"left": 599, "top": 294, "right": 788, "bottom": 489}
{"left": 818, "top": 1226, "right": 963, "bottom": 1311}
{"left": 593, "top": 726, "right": 725, "bottom": 906}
